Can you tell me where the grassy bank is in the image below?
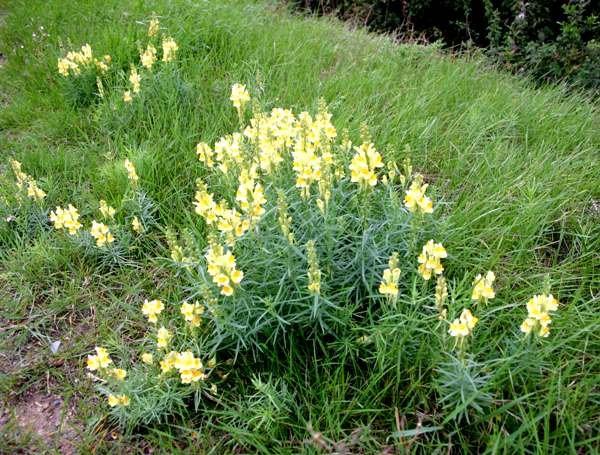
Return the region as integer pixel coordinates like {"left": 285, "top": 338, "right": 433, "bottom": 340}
{"left": 0, "top": 0, "right": 598, "bottom": 452}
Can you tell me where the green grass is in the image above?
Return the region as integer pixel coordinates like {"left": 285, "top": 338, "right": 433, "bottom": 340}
{"left": 0, "top": 0, "right": 599, "bottom": 452}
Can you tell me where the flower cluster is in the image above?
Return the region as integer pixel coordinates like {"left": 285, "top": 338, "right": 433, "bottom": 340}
{"left": 404, "top": 174, "right": 433, "bottom": 214}
{"left": 205, "top": 244, "right": 244, "bottom": 296}
{"left": 448, "top": 309, "right": 479, "bottom": 338}
{"left": 472, "top": 271, "right": 496, "bottom": 304}
{"left": 50, "top": 204, "right": 82, "bottom": 235}
{"left": 99, "top": 200, "right": 116, "bottom": 219}
{"left": 90, "top": 220, "right": 114, "bottom": 247}
{"left": 57, "top": 43, "right": 111, "bottom": 77}
{"left": 180, "top": 301, "right": 204, "bottom": 327}
{"left": 124, "top": 159, "right": 139, "bottom": 184}
{"left": 87, "top": 347, "right": 130, "bottom": 406}
{"left": 379, "top": 252, "right": 401, "bottom": 297}
{"left": 230, "top": 83, "right": 250, "bottom": 118}
{"left": 349, "top": 142, "right": 384, "bottom": 189}
{"left": 417, "top": 240, "right": 447, "bottom": 280}
{"left": 434, "top": 276, "right": 448, "bottom": 319}
{"left": 162, "top": 37, "right": 178, "bottom": 62}
{"left": 276, "top": 190, "right": 295, "bottom": 244}
{"left": 157, "top": 326, "right": 172, "bottom": 348}
{"left": 520, "top": 294, "right": 559, "bottom": 337}
{"left": 10, "top": 160, "right": 46, "bottom": 201}
{"left": 142, "top": 299, "right": 164, "bottom": 323}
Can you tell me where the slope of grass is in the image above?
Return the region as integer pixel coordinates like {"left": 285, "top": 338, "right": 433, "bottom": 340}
{"left": 0, "top": 0, "right": 598, "bottom": 452}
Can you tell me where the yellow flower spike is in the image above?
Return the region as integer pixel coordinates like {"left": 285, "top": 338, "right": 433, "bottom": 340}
{"left": 180, "top": 302, "right": 203, "bottom": 327}
{"left": 140, "top": 43, "right": 157, "bottom": 69}
{"left": 87, "top": 346, "right": 112, "bottom": 371}
{"left": 196, "top": 142, "right": 214, "bottom": 168}
{"left": 417, "top": 240, "right": 447, "bottom": 280}
{"left": 128, "top": 66, "right": 141, "bottom": 94}
{"left": 50, "top": 205, "right": 83, "bottom": 235}
{"left": 472, "top": 271, "right": 496, "bottom": 303}
{"left": 107, "top": 394, "right": 120, "bottom": 407}
{"left": 109, "top": 368, "right": 127, "bottom": 381}
{"left": 124, "top": 159, "right": 139, "bottom": 185}
{"left": 141, "top": 353, "right": 153, "bottom": 365}
{"left": 404, "top": 174, "right": 433, "bottom": 214}
{"left": 230, "top": 83, "right": 250, "bottom": 116}
{"left": 141, "top": 299, "right": 164, "bottom": 324}
{"left": 162, "top": 37, "right": 178, "bottom": 62}
{"left": 520, "top": 293, "right": 559, "bottom": 338}
{"left": 157, "top": 326, "right": 172, "bottom": 349}
{"left": 148, "top": 17, "right": 160, "bottom": 37}
{"left": 379, "top": 252, "right": 401, "bottom": 297}
{"left": 123, "top": 90, "right": 132, "bottom": 103}
{"left": 90, "top": 220, "right": 114, "bottom": 247}
{"left": 131, "top": 216, "right": 143, "bottom": 234}
{"left": 448, "top": 309, "right": 478, "bottom": 338}
{"left": 99, "top": 200, "right": 116, "bottom": 219}
{"left": 205, "top": 244, "right": 244, "bottom": 296}
{"left": 349, "top": 142, "right": 384, "bottom": 189}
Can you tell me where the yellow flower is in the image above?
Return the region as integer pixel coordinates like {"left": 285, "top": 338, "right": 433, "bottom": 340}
{"left": 157, "top": 326, "right": 172, "bottom": 349}
{"left": 108, "top": 394, "right": 130, "bottom": 407}
{"left": 521, "top": 293, "right": 558, "bottom": 338}
{"left": 50, "top": 204, "right": 82, "bottom": 235}
{"left": 142, "top": 299, "right": 164, "bottom": 324}
{"left": 140, "top": 43, "right": 157, "bottom": 69}
{"left": 99, "top": 200, "right": 116, "bottom": 219}
{"left": 132, "top": 216, "right": 143, "bottom": 233}
{"left": 90, "top": 220, "right": 114, "bottom": 247}
{"left": 123, "top": 90, "right": 132, "bottom": 103}
{"left": 26, "top": 180, "right": 46, "bottom": 201}
{"left": 379, "top": 252, "right": 401, "bottom": 297}
{"left": 196, "top": 142, "right": 214, "bottom": 168}
{"left": 148, "top": 17, "right": 160, "bottom": 37}
{"left": 129, "top": 66, "right": 141, "bottom": 93}
{"left": 230, "top": 83, "right": 250, "bottom": 111}
{"left": 180, "top": 301, "right": 204, "bottom": 327}
{"left": 174, "top": 351, "right": 206, "bottom": 384}
{"left": 124, "top": 159, "right": 139, "bottom": 184}
{"left": 448, "top": 309, "right": 478, "bottom": 338}
{"left": 160, "top": 351, "right": 178, "bottom": 373}
{"left": 141, "top": 352, "right": 153, "bottom": 365}
{"left": 349, "top": 142, "right": 384, "bottom": 188}
{"left": 417, "top": 240, "right": 447, "bottom": 280}
{"left": 472, "top": 271, "right": 496, "bottom": 303}
{"left": 162, "top": 37, "right": 178, "bottom": 62}
{"left": 109, "top": 368, "right": 127, "bottom": 381}
{"left": 87, "top": 346, "right": 112, "bottom": 371}
{"left": 205, "top": 244, "right": 244, "bottom": 296}
{"left": 404, "top": 174, "right": 433, "bottom": 214}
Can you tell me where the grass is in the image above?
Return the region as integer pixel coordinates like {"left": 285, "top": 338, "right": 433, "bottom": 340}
{"left": 0, "top": 0, "right": 599, "bottom": 452}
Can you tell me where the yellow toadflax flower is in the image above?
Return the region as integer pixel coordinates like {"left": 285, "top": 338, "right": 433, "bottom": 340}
{"left": 520, "top": 293, "right": 559, "bottom": 338}
{"left": 379, "top": 252, "right": 401, "bottom": 297}
{"left": 162, "top": 37, "right": 178, "bottom": 62}
{"left": 404, "top": 174, "right": 433, "bottom": 214}
{"left": 472, "top": 271, "right": 496, "bottom": 304}
{"left": 86, "top": 346, "right": 112, "bottom": 371}
{"left": 107, "top": 394, "right": 130, "bottom": 407}
{"left": 123, "top": 90, "right": 132, "bottom": 103}
{"left": 26, "top": 180, "right": 46, "bottom": 201}
{"left": 230, "top": 83, "right": 250, "bottom": 111}
{"left": 99, "top": 200, "right": 116, "bottom": 219}
{"left": 90, "top": 220, "right": 114, "bottom": 247}
{"left": 174, "top": 351, "right": 207, "bottom": 384}
{"left": 205, "top": 244, "right": 244, "bottom": 296}
{"left": 124, "top": 159, "right": 139, "bottom": 184}
{"left": 180, "top": 301, "right": 204, "bottom": 327}
{"left": 140, "top": 43, "right": 157, "bottom": 70}
{"left": 157, "top": 326, "right": 172, "bottom": 349}
{"left": 142, "top": 299, "right": 164, "bottom": 324}
{"left": 417, "top": 240, "right": 447, "bottom": 280}
{"left": 349, "top": 142, "right": 384, "bottom": 189}
{"left": 129, "top": 66, "right": 141, "bottom": 94}
{"left": 49, "top": 204, "right": 82, "bottom": 235}
{"left": 141, "top": 352, "right": 153, "bottom": 365}
{"left": 108, "top": 368, "right": 127, "bottom": 381}
{"left": 196, "top": 142, "right": 214, "bottom": 168}
{"left": 448, "top": 308, "right": 478, "bottom": 338}
{"left": 160, "top": 351, "right": 178, "bottom": 373}
{"left": 148, "top": 17, "right": 160, "bottom": 37}
{"left": 131, "top": 216, "right": 143, "bottom": 233}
